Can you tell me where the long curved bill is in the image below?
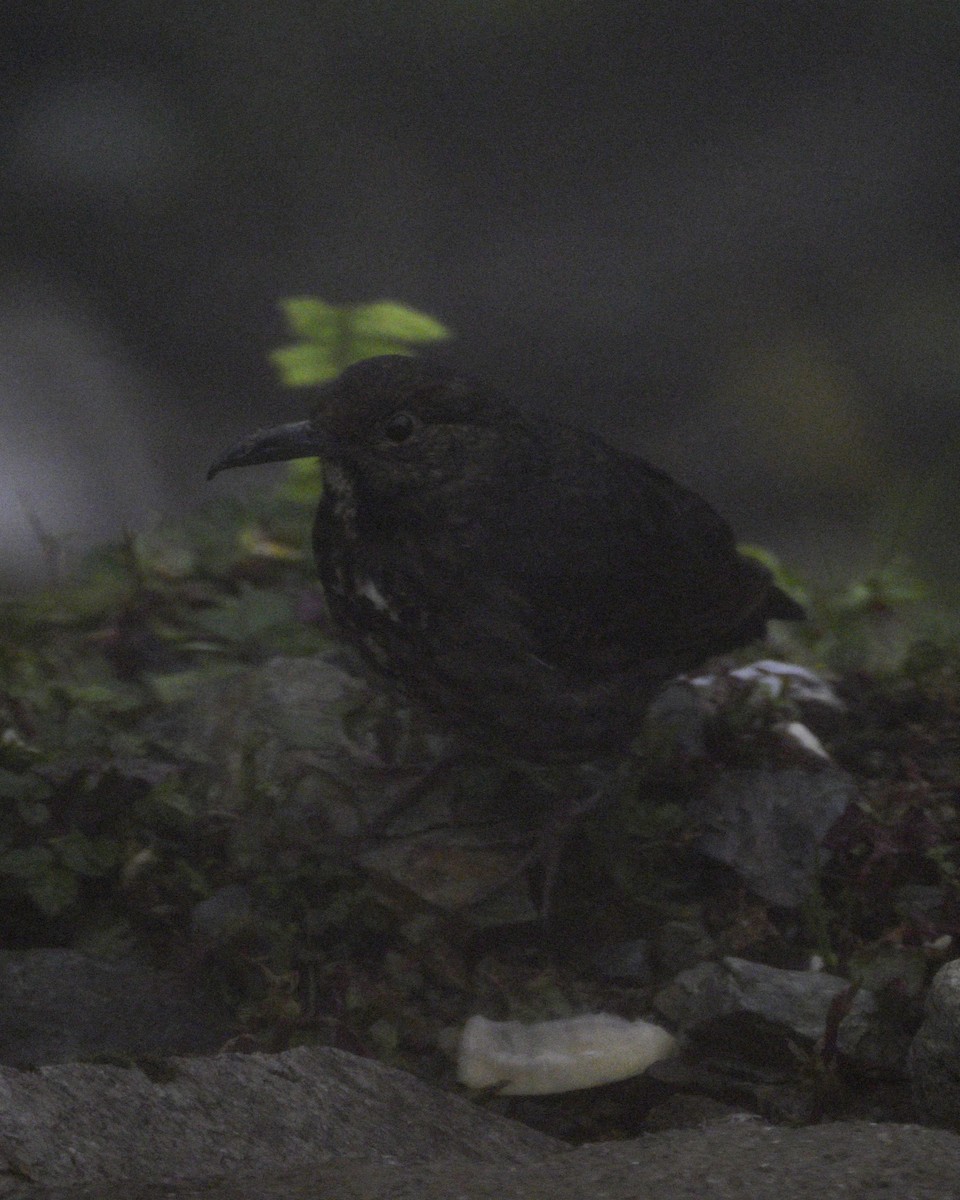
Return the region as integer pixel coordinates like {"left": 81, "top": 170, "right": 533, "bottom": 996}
{"left": 207, "top": 420, "right": 318, "bottom": 480}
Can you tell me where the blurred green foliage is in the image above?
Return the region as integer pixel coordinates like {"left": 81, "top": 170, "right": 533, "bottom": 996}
{"left": 741, "top": 544, "right": 955, "bottom": 675}
{"left": 270, "top": 298, "right": 451, "bottom": 388}
{"left": 0, "top": 495, "right": 326, "bottom": 948}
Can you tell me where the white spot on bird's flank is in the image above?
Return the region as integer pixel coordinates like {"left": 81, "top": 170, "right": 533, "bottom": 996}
{"left": 358, "top": 577, "right": 398, "bottom": 620}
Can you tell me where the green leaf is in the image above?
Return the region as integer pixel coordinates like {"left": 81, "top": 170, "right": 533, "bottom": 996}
{"left": 352, "top": 301, "right": 451, "bottom": 343}
{"left": 270, "top": 343, "right": 339, "bottom": 387}
{"left": 132, "top": 528, "right": 196, "bottom": 579}
{"left": 341, "top": 336, "right": 410, "bottom": 360}
{"left": 0, "top": 845, "right": 78, "bottom": 914}
{"left": 278, "top": 297, "right": 338, "bottom": 340}
{"left": 192, "top": 585, "right": 295, "bottom": 645}
{"left": 133, "top": 778, "right": 196, "bottom": 832}
{"left": 848, "top": 942, "right": 928, "bottom": 999}
{"left": 272, "top": 297, "right": 453, "bottom": 388}
{"left": 831, "top": 558, "right": 928, "bottom": 616}
{"left": 30, "top": 549, "right": 136, "bottom": 623}
{"left": 59, "top": 681, "right": 144, "bottom": 711}
{"left": 62, "top": 706, "right": 111, "bottom": 751}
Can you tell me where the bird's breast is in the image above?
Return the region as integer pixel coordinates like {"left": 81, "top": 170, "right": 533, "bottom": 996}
{"left": 319, "top": 462, "right": 357, "bottom": 539}
{"left": 313, "top": 477, "right": 434, "bottom": 679}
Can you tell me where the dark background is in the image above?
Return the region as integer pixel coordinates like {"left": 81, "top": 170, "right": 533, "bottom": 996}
{"left": 3, "top": 1, "right": 958, "bottom": 590}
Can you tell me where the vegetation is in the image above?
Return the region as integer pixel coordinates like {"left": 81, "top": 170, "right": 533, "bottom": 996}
{"left": 0, "top": 301, "right": 957, "bottom": 1135}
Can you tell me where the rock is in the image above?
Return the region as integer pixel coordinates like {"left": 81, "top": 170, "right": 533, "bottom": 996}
{"left": 171, "top": 655, "right": 565, "bottom": 921}
{"left": 0, "top": 1045, "right": 559, "bottom": 1192}
{"left": 688, "top": 661, "right": 845, "bottom": 731}
{"left": 442, "top": 1120, "right": 960, "bottom": 1200}
{"left": 689, "top": 766, "right": 855, "bottom": 906}
{"left": 654, "top": 956, "right": 911, "bottom": 1075}
{"left": 910, "top": 956, "right": 960, "bottom": 1130}
{"left": 180, "top": 652, "right": 451, "bottom": 842}
{"left": 190, "top": 884, "right": 254, "bottom": 946}
{"left": 0, "top": 949, "right": 230, "bottom": 1068}
{"left": 174, "top": 657, "right": 852, "bottom": 921}
{"left": 722, "top": 660, "right": 845, "bottom": 712}
{"left": 643, "top": 680, "right": 709, "bottom": 757}
{"left": 4, "top": 1108, "right": 960, "bottom": 1198}
{"left": 591, "top": 937, "right": 654, "bottom": 984}
{"left": 653, "top": 919, "right": 718, "bottom": 976}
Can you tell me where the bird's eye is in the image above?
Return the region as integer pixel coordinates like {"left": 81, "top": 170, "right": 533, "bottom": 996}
{"left": 382, "top": 411, "right": 417, "bottom": 444}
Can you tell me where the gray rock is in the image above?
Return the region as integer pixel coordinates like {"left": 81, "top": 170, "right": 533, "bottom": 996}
{"left": 190, "top": 884, "right": 254, "bottom": 946}
{"left": 331, "top": 1120, "right": 960, "bottom": 1200}
{"left": 177, "top": 659, "right": 855, "bottom": 921}
{"left": 690, "top": 766, "right": 855, "bottom": 906}
{"left": 655, "top": 955, "right": 910, "bottom": 1075}
{"left": 643, "top": 680, "right": 709, "bottom": 757}
{"left": 910, "top": 956, "right": 960, "bottom": 1130}
{"left": 178, "top": 652, "right": 473, "bottom": 856}
{"left": 653, "top": 919, "right": 718, "bottom": 976}
{"left": 0, "top": 949, "right": 230, "bottom": 1068}
{"left": 0, "top": 1045, "right": 559, "bottom": 1191}
{"left": 592, "top": 937, "right": 654, "bottom": 984}
{"left": 182, "top": 653, "right": 451, "bottom": 842}
{"left": 5, "top": 1109, "right": 960, "bottom": 1199}
{"left": 174, "top": 655, "right": 552, "bottom": 919}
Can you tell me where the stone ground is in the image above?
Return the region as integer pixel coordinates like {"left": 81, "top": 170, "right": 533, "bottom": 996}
{"left": 1, "top": 1046, "right": 959, "bottom": 1200}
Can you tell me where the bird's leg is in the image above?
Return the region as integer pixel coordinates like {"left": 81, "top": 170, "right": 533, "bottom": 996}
{"left": 466, "top": 756, "right": 631, "bottom": 918}
{"left": 535, "top": 757, "right": 635, "bottom": 916}
{"left": 359, "top": 745, "right": 477, "bottom": 841}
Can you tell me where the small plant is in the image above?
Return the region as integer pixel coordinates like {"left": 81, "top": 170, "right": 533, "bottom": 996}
{"left": 270, "top": 298, "right": 451, "bottom": 388}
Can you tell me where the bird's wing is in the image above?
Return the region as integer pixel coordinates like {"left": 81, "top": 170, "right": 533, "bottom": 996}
{"left": 467, "top": 443, "right": 780, "bottom": 667}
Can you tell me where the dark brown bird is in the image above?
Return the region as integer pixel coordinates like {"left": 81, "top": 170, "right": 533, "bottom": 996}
{"left": 208, "top": 354, "right": 802, "bottom": 764}
{"left": 209, "top": 356, "right": 803, "bottom": 909}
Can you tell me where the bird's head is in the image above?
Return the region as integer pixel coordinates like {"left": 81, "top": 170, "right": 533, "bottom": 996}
{"left": 207, "top": 355, "right": 531, "bottom": 502}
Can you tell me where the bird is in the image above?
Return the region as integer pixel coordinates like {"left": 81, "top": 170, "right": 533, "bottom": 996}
{"left": 208, "top": 354, "right": 803, "bottom": 903}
